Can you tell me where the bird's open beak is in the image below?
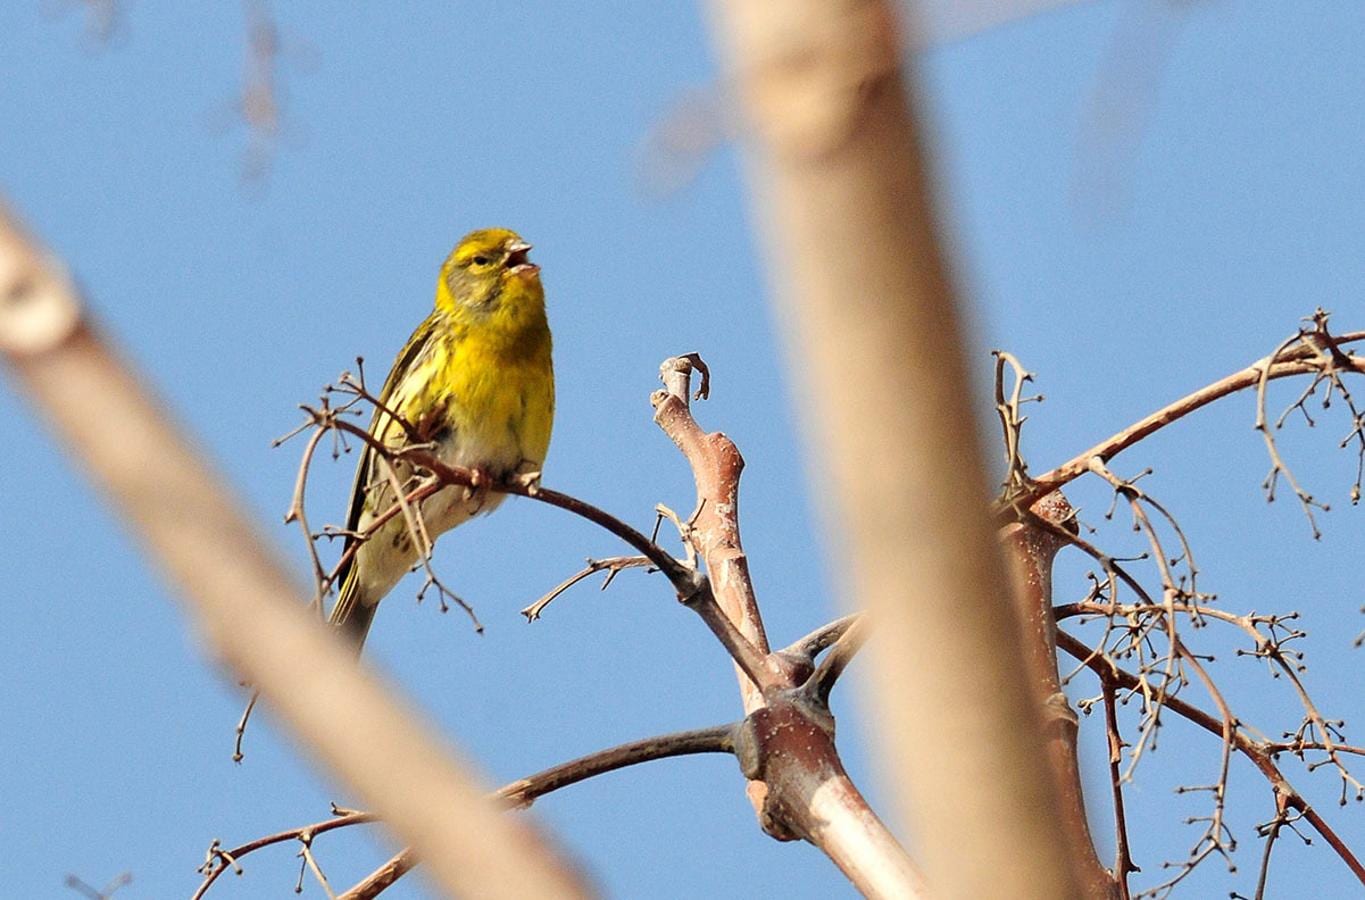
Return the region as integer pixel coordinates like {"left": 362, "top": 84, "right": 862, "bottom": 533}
{"left": 505, "top": 240, "right": 536, "bottom": 274}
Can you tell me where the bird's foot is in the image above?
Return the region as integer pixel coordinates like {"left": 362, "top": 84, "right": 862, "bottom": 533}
{"left": 508, "top": 460, "right": 543, "bottom": 496}
{"left": 463, "top": 466, "right": 495, "bottom": 502}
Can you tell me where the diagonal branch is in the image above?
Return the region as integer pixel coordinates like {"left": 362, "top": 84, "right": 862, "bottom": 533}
{"left": 520, "top": 555, "right": 654, "bottom": 622}
{"left": 1010, "top": 331, "right": 1365, "bottom": 514}
{"left": 804, "top": 616, "right": 869, "bottom": 705}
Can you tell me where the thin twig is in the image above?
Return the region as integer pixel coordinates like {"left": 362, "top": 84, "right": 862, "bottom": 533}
{"left": 297, "top": 831, "right": 338, "bottom": 899}
{"left": 284, "top": 424, "right": 332, "bottom": 614}
{"left": 1102, "top": 682, "right": 1136, "bottom": 899}
{"left": 781, "top": 614, "right": 861, "bottom": 661}
{"left": 993, "top": 350, "right": 1042, "bottom": 496}
{"left": 232, "top": 690, "right": 259, "bottom": 764}
{"left": 194, "top": 812, "right": 378, "bottom": 899}
{"left": 521, "top": 555, "right": 653, "bottom": 622}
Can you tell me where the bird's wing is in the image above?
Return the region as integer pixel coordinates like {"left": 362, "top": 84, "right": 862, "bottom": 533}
{"left": 341, "top": 313, "right": 441, "bottom": 540}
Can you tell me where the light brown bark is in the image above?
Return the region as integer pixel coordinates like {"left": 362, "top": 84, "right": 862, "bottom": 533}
{"left": 704, "top": 1, "right": 1083, "bottom": 896}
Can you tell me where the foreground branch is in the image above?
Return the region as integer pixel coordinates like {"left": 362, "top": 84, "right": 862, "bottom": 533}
{"left": 705, "top": 1, "right": 1080, "bottom": 895}
{"left": 0, "top": 202, "right": 591, "bottom": 900}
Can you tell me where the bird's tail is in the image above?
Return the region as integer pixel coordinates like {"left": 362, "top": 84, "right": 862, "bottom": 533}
{"left": 329, "top": 559, "right": 378, "bottom": 654}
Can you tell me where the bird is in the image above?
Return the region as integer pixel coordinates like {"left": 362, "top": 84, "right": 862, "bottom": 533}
{"left": 327, "top": 228, "right": 554, "bottom": 652}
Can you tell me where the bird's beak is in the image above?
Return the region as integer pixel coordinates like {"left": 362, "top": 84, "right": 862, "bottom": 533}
{"left": 505, "top": 240, "right": 536, "bottom": 274}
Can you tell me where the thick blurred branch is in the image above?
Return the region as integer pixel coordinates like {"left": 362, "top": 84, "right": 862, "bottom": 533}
{"left": 0, "top": 201, "right": 590, "bottom": 900}
{"left": 704, "top": 0, "right": 1080, "bottom": 895}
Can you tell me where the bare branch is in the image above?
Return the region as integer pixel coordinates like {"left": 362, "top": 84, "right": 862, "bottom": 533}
{"left": 804, "top": 616, "right": 869, "bottom": 704}
{"left": 781, "top": 614, "right": 861, "bottom": 661}
{"left": 1013, "top": 328, "right": 1365, "bottom": 513}
{"left": 994, "top": 349, "right": 1043, "bottom": 496}
{"left": 651, "top": 352, "right": 772, "bottom": 709}
{"left": 1102, "top": 682, "right": 1136, "bottom": 899}
{"left": 194, "top": 812, "right": 378, "bottom": 900}
{"left": 296, "top": 831, "right": 338, "bottom": 899}
{"left": 1003, "top": 496, "right": 1120, "bottom": 898}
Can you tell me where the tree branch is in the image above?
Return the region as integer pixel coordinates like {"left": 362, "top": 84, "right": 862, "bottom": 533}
{"left": 1002, "top": 495, "right": 1120, "bottom": 898}
{"left": 209, "top": 725, "right": 738, "bottom": 899}
{"left": 651, "top": 352, "right": 774, "bottom": 710}
{"left": 804, "top": 616, "right": 868, "bottom": 705}
{"left": 1011, "top": 331, "right": 1365, "bottom": 513}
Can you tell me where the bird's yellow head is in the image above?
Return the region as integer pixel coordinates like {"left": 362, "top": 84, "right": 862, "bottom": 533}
{"left": 437, "top": 228, "right": 544, "bottom": 322}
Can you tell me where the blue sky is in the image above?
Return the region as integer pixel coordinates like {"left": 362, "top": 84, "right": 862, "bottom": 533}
{"left": 2, "top": 1, "right": 1363, "bottom": 897}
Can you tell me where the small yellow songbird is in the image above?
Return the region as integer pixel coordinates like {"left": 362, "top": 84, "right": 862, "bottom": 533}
{"left": 328, "top": 228, "right": 554, "bottom": 651}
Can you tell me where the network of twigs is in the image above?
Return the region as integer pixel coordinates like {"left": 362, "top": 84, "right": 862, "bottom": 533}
{"left": 996, "top": 309, "right": 1365, "bottom": 899}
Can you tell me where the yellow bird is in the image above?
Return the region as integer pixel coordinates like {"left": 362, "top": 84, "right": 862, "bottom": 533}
{"left": 328, "top": 228, "right": 554, "bottom": 651}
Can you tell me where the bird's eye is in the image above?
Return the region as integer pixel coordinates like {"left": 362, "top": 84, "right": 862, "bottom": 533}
{"left": 471, "top": 255, "right": 490, "bottom": 266}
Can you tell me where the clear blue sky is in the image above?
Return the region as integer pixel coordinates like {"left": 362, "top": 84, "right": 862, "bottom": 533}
{"left": 2, "top": 2, "right": 1363, "bottom": 897}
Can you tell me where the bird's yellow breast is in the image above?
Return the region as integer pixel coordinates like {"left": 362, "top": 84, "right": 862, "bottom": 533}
{"left": 386, "top": 306, "right": 554, "bottom": 477}
{"left": 440, "top": 333, "right": 554, "bottom": 472}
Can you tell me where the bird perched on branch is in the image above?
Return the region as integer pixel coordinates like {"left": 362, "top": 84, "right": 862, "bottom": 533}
{"left": 328, "top": 228, "right": 555, "bottom": 651}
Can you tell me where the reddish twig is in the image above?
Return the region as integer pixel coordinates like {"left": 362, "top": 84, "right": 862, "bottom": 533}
{"left": 1102, "top": 681, "right": 1136, "bottom": 899}
{"left": 1002, "top": 495, "right": 1120, "bottom": 898}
